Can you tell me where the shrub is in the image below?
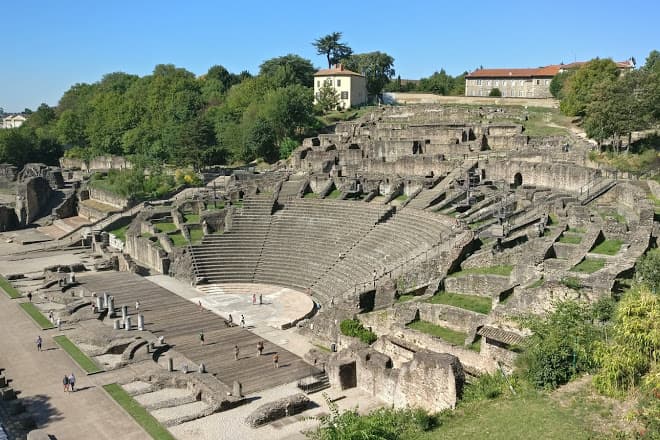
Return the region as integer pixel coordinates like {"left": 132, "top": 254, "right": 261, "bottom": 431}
{"left": 517, "top": 301, "right": 602, "bottom": 389}
{"left": 636, "top": 248, "right": 660, "bottom": 291}
{"left": 489, "top": 88, "right": 502, "bottom": 97}
{"left": 340, "top": 319, "right": 377, "bottom": 345}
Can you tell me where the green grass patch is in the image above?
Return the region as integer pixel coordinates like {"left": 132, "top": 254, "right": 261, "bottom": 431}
{"left": 19, "top": 303, "right": 55, "bottom": 329}
{"left": 427, "top": 292, "right": 491, "bottom": 314}
{"left": 407, "top": 320, "right": 466, "bottom": 345}
{"left": 168, "top": 232, "right": 188, "bottom": 247}
{"left": 0, "top": 276, "right": 22, "bottom": 299}
{"left": 232, "top": 200, "right": 244, "bottom": 208}
{"left": 53, "top": 335, "right": 103, "bottom": 374}
{"left": 570, "top": 258, "right": 606, "bottom": 274}
{"left": 108, "top": 225, "right": 128, "bottom": 242}
{"left": 188, "top": 228, "right": 204, "bottom": 245}
{"left": 396, "top": 294, "right": 418, "bottom": 303}
{"left": 468, "top": 337, "right": 482, "bottom": 352}
{"left": 590, "top": 239, "right": 623, "bottom": 256}
{"left": 448, "top": 265, "right": 513, "bottom": 278}
{"left": 558, "top": 234, "right": 582, "bottom": 244}
{"left": 394, "top": 194, "right": 408, "bottom": 201}
{"left": 154, "top": 222, "right": 177, "bottom": 233}
{"left": 598, "top": 209, "right": 626, "bottom": 224}
{"left": 303, "top": 192, "right": 319, "bottom": 198}
{"left": 548, "top": 213, "right": 559, "bottom": 225}
{"left": 561, "top": 277, "right": 583, "bottom": 290}
{"left": 340, "top": 319, "right": 377, "bottom": 344}
{"left": 527, "top": 277, "right": 545, "bottom": 289}
{"left": 204, "top": 202, "right": 225, "bottom": 211}
{"left": 183, "top": 214, "right": 200, "bottom": 224}
{"left": 567, "top": 227, "right": 586, "bottom": 234}
{"left": 521, "top": 107, "right": 573, "bottom": 137}
{"left": 103, "top": 383, "right": 176, "bottom": 440}
{"left": 313, "top": 344, "right": 332, "bottom": 353}
{"left": 326, "top": 189, "right": 342, "bottom": 199}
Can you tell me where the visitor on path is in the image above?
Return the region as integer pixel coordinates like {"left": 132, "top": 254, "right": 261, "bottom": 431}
{"left": 257, "top": 341, "right": 264, "bottom": 356}
{"left": 199, "top": 331, "right": 205, "bottom": 345}
{"left": 27, "top": 292, "right": 32, "bottom": 302}
{"left": 48, "top": 310, "right": 54, "bottom": 322}
{"left": 234, "top": 345, "right": 240, "bottom": 361}
{"left": 62, "top": 374, "right": 69, "bottom": 392}
{"left": 36, "top": 335, "right": 42, "bottom": 351}
{"left": 273, "top": 353, "right": 279, "bottom": 369}
{"left": 240, "top": 315, "right": 245, "bottom": 328}
{"left": 252, "top": 293, "right": 256, "bottom": 305}
{"left": 259, "top": 294, "right": 262, "bottom": 305}
{"left": 68, "top": 373, "right": 76, "bottom": 392}
{"left": 198, "top": 300, "right": 203, "bottom": 311}
{"left": 56, "top": 318, "right": 62, "bottom": 331}
{"left": 228, "top": 314, "right": 233, "bottom": 326}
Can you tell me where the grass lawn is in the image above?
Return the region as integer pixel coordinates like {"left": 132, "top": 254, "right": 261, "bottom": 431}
{"left": 188, "top": 228, "right": 204, "bottom": 245}
{"left": 108, "top": 225, "right": 128, "bottom": 242}
{"left": 53, "top": 335, "right": 103, "bottom": 374}
{"left": 103, "top": 384, "right": 176, "bottom": 440}
{"left": 419, "top": 392, "right": 599, "bottom": 440}
{"left": 548, "top": 213, "right": 559, "bottom": 225}
{"left": 183, "top": 214, "right": 200, "bottom": 224}
{"left": 0, "top": 276, "right": 22, "bottom": 299}
{"left": 521, "top": 107, "right": 573, "bottom": 137}
{"left": 303, "top": 192, "right": 319, "bottom": 198}
{"left": 427, "top": 292, "right": 491, "bottom": 314}
{"left": 558, "top": 234, "right": 582, "bottom": 244}
{"left": 590, "top": 239, "right": 623, "bottom": 256}
{"left": 204, "top": 203, "right": 225, "bottom": 211}
{"left": 570, "top": 258, "right": 606, "bottom": 274}
{"left": 527, "top": 277, "right": 545, "bottom": 289}
{"left": 154, "top": 222, "right": 178, "bottom": 233}
{"left": 395, "top": 194, "right": 408, "bottom": 201}
{"left": 327, "top": 189, "right": 342, "bottom": 199}
{"left": 448, "top": 265, "right": 513, "bottom": 278}
{"left": 562, "top": 276, "right": 583, "bottom": 290}
{"left": 396, "top": 294, "right": 418, "bottom": 303}
{"left": 19, "top": 303, "right": 54, "bottom": 329}
{"left": 407, "top": 320, "right": 466, "bottom": 345}
{"left": 169, "top": 232, "right": 188, "bottom": 247}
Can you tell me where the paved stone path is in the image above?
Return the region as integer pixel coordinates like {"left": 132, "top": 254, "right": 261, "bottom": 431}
{"left": 79, "top": 272, "right": 318, "bottom": 394}
{"left": 0, "top": 289, "right": 149, "bottom": 439}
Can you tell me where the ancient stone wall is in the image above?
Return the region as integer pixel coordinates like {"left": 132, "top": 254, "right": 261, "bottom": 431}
{"left": 16, "top": 177, "right": 52, "bottom": 225}
{"left": 0, "top": 205, "right": 19, "bottom": 231}
{"left": 484, "top": 160, "right": 598, "bottom": 192}
{"left": 59, "top": 155, "right": 132, "bottom": 171}
{"left": 418, "top": 303, "right": 486, "bottom": 334}
{"left": 88, "top": 187, "right": 133, "bottom": 209}
{"left": 444, "top": 274, "right": 510, "bottom": 297}
{"left": 124, "top": 232, "right": 170, "bottom": 274}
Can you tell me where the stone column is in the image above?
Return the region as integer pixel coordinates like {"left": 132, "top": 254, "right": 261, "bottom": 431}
{"left": 167, "top": 357, "right": 174, "bottom": 372}
{"left": 124, "top": 316, "right": 132, "bottom": 331}
{"left": 198, "top": 363, "right": 206, "bottom": 373}
{"left": 103, "top": 292, "right": 109, "bottom": 308}
{"left": 113, "top": 319, "right": 121, "bottom": 330}
{"left": 137, "top": 314, "right": 144, "bottom": 331}
{"left": 107, "top": 296, "right": 115, "bottom": 318}
{"left": 121, "top": 305, "right": 128, "bottom": 321}
{"left": 96, "top": 296, "right": 103, "bottom": 310}
{"left": 232, "top": 381, "right": 243, "bottom": 398}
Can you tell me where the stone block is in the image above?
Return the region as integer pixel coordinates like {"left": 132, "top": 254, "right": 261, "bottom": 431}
{"left": 244, "top": 393, "right": 310, "bottom": 428}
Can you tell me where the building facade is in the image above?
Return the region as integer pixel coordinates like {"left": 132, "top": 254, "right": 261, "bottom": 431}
{"left": 465, "top": 59, "right": 635, "bottom": 99}
{"left": 1, "top": 114, "right": 27, "bottom": 129}
{"left": 314, "top": 64, "right": 368, "bottom": 109}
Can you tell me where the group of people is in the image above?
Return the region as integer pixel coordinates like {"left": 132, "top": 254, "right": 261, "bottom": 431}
{"left": 251, "top": 293, "right": 263, "bottom": 305}
{"left": 62, "top": 373, "right": 76, "bottom": 392}
{"left": 227, "top": 314, "right": 246, "bottom": 328}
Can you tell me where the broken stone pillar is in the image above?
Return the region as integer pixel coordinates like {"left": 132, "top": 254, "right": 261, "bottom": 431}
{"left": 137, "top": 314, "right": 144, "bottom": 331}
{"left": 233, "top": 381, "right": 243, "bottom": 398}
{"left": 107, "top": 296, "right": 115, "bottom": 317}
{"left": 198, "top": 363, "right": 206, "bottom": 373}
{"left": 121, "top": 305, "right": 128, "bottom": 321}
{"left": 124, "top": 316, "right": 132, "bottom": 330}
{"left": 103, "top": 292, "right": 109, "bottom": 308}
{"left": 95, "top": 296, "right": 103, "bottom": 310}
{"left": 0, "top": 375, "right": 6, "bottom": 387}
{"left": 167, "top": 358, "right": 174, "bottom": 372}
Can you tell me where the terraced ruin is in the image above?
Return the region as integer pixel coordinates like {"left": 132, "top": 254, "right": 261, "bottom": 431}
{"left": 0, "top": 103, "right": 657, "bottom": 440}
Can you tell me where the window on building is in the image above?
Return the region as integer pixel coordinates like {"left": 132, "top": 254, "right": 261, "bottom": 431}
{"left": 315, "top": 92, "right": 320, "bottom": 99}
{"left": 545, "top": 79, "right": 550, "bottom": 85}
{"left": 341, "top": 91, "right": 349, "bottom": 99}
{"left": 337, "top": 79, "right": 341, "bottom": 87}
{"left": 325, "top": 79, "right": 332, "bottom": 86}
{"left": 477, "top": 79, "right": 482, "bottom": 85}
{"left": 494, "top": 80, "right": 499, "bottom": 86}
{"left": 536, "top": 80, "right": 540, "bottom": 85}
{"left": 519, "top": 90, "right": 524, "bottom": 97}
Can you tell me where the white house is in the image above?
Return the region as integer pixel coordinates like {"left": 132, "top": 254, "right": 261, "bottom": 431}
{"left": 2, "top": 114, "right": 27, "bottom": 129}
{"left": 314, "top": 64, "right": 368, "bottom": 110}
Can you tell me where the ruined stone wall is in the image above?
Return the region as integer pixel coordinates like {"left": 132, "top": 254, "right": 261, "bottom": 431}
{"left": 444, "top": 274, "right": 510, "bottom": 297}
{"left": 59, "top": 155, "right": 132, "bottom": 171}
{"left": 486, "top": 135, "right": 528, "bottom": 150}
{"left": 418, "top": 303, "right": 486, "bottom": 334}
{"left": 16, "top": 177, "right": 52, "bottom": 224}
{"left": 88, "top": 187, "right": 132, "bottom": 209}
{"left": 364, "top": 155, "right": 455, "bottom": 177}
{"left": 53, "top": 190, "right": 77, "bottom": 219}
{"left": 484, "top": 160, "right": 598, "bottom": 192}
{"left": 357, "top": 349, "right": 464, "bottom": 411}
{"left": 0, "top": 205, "right": 19, "bottom": 231}
{"left": 124, "top": 232, "right": 170, "bottom": 274}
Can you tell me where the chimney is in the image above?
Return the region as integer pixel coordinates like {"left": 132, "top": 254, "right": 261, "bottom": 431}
{"left": 336, "top": 63, "right": 344, "bottom": 71}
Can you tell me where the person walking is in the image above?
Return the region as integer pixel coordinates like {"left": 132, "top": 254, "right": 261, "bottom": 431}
{"left": 240, "top": 315, "right": 245, "bottom": 328}
{"left": 252, "top": 293, "right": 256, "bottom": 305}
{"left": 36, "top": 335, "right": 42, "bottom": 352}
{"left": 273, "top": 353, "right": 279, "bottom": 369}
{"left": 259, "top": 294, "right": 262, "bottom": 305}
{"left": 257, "top": 341, "right": 264, "bottom": 357}
{"left": 68, "top": 373, "right": 76, "bottom": 392}
{"left": 48, "top": 310, "right": 54, "bottom": 323}
{"left": 199, "top": 331, "right": 205, "bottom": 345}
{"left": 228, "top": 314, "right": 233, "bottom": 326}
{"left": 62, "top": 374, "right": 69, "bottom": 392}
{"left": 234, "top": 345, "right": 240, "bottom": 361}
{"left": 27, "top": 292, "right": 32, "bottom": 302}
{"left": 56, "top": 318, "right": 62, "bottom": 331}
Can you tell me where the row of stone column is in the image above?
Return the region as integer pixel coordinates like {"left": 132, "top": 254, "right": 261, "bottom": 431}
{"left": 113, "top": 314, "right": 144, "bottom": 331}
{"left": 95, "top": 293, "right": 145, "bottom": 331}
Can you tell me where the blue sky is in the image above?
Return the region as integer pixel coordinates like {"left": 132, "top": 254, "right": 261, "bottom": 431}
{"left": 2, "top": 0, "right": 658, "bottom": 112}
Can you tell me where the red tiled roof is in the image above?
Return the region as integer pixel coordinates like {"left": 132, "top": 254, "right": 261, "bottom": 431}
{"left": 314, "top": 64, "right": 364, "bottom": 77}
{"left": 466, "top": 65, "right": 560, "bottom": 78}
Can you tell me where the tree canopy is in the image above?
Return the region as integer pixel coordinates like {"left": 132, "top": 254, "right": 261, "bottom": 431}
{"left": 342, "top": 51, "right": 395, "bottom": 97}
{"left": 312, "top": 32, "right": 352, "bottom": 69}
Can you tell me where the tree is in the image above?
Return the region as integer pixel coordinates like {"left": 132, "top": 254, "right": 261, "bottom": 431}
{"left": 343, "top": 51, "right": 395, "bottom": 98}
{"left": 636, "top": 248, "right": 660, "bottom": 292}
{"left": 315, "top": 81, "right": 340, "bottom": 112}
{"left": 489, "top": 87, "right": 502, "bottom": 97}
{"left": 259, "top": 54, "right": 315, "bottom": 88}
{"left": 549, "top": 70, "right": 574, "bottom": 99}
{"left": 313, "top": 32, "right": 352, "bottom": 68}
{"left": 560, "top": 58, "right": 619, "bottom": 116}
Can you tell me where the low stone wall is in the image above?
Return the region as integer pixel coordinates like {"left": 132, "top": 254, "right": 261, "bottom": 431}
{"left": 418, "top": 303, "right": 486, "bottom": 334}
{"left": 88, "top": 187, "right": 133, "bottom": 209}
{"left": 444, "top": 274, "right": 510, "bottom": 297}
{"left": 124, "top": 232, "right": 170, "bottom": 274}
{"left": 60, "top": 155, "right": 132, "bottom": 171}
{"left": 0, "top": 205, "right": 19, "bottom": 232}
{"left": 16, "top": 177, "right": 52, "bottom": 225}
